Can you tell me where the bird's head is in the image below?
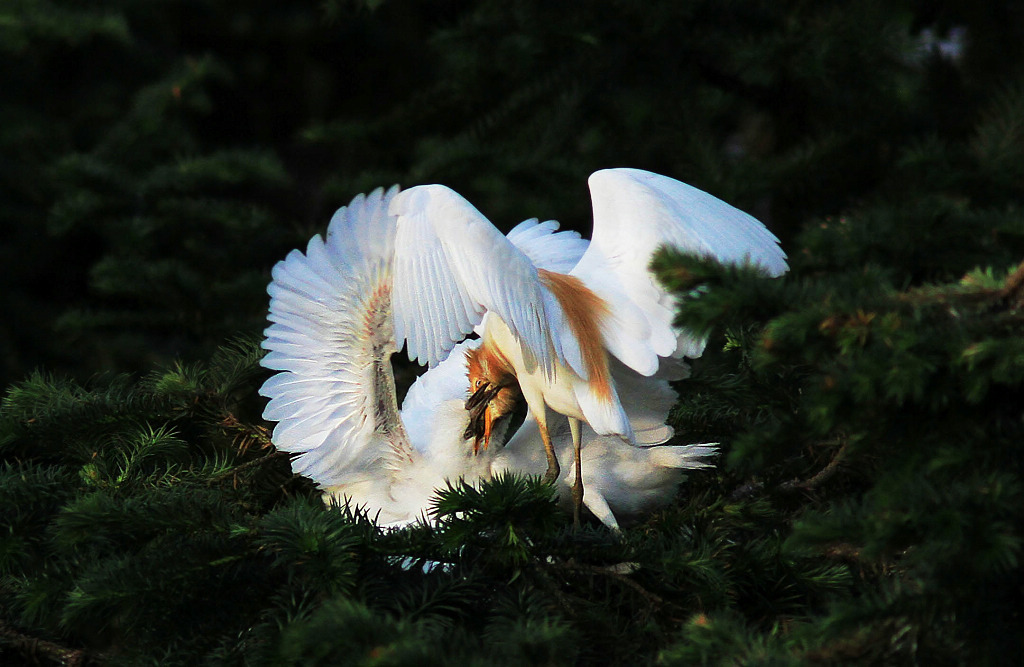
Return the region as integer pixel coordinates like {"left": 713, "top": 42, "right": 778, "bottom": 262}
{"left": 464, "top": 344, "right": 520, "bottom": 453}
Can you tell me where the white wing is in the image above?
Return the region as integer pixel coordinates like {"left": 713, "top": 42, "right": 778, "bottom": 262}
{"left": 259, "top": 186, "right": 418, "bottom": 487}
{"left": 261, "top": 185, "right": 590, "bottom": 493}
{"left": 573, "top": 168, "right": 788, "bottom": 372}
{"left": 506, "top": 218, "right": 589, "bottom": 273}
{"left": 389, "top": 185, "right": 588, "bottom": 379}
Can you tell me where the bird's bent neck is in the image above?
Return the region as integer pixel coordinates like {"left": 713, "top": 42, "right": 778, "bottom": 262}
{"left": 467, "top": 338, "right": 516, "bottom": 385}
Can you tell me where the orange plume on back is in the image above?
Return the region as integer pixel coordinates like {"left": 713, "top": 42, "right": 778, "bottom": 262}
{"left": 537, "top": 269, "right": 613, "bottom": 402}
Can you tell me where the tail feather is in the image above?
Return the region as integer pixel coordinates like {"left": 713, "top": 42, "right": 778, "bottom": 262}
{"left": 648, "top": 442, "right": 719, "bottom": 470}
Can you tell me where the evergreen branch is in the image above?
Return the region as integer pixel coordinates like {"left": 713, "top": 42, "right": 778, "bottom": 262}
{"left": 527, "top": 562, "right": 581, "bottom": 619}
{"left": 206, "top": 449, "right": 292, "bottom": 484}
{"left": 551, "top": 560, "right": 672, "bottom": 611}
{"left": 0, "top": 618, "right": 102, "bottom": 666}
{"left": 218, "top": 412, "right": 273, "bottom": 456}
{"left": 823, "top": 543, "right": 863, "bottom": 561}
{"left": 894, "top": 259, "right": 1024, "bottom": 311}
{"left": 997, "top": 259, "right": 1024, "bottom": 309}
{"left": 779, "top": 437, "right": 849, "bottom": 493}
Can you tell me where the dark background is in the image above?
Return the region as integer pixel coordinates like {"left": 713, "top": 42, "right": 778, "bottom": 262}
{"left": 4, "top": 0, "right": 1021, "bottom": 389}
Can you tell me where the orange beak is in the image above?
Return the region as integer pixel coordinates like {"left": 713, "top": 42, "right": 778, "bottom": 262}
{"left": 479, "top": 404, "right": 495, "bottom": 454}
{"left": 469, "top": 405, "right": 495, "bottom": 455}
{"left": 465, "top": 379, "right": 517, "bottom": 455}
{"left": 466, "top": 381, "right": 500, "bottom": 454}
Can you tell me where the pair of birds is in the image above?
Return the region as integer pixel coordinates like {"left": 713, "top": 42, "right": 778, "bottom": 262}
{"left": 259, "top": 168, "right": 787, "bottom": 529}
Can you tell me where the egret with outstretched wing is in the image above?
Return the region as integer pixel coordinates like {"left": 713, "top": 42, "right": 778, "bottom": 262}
{"left": 259, "top": 186, "right": 718, "bottom": 529}
{"left": 388, "top": 169, "right": 787, "bottom": 523}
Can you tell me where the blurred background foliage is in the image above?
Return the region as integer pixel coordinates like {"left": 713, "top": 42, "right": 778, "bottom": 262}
{"left": 3, "top": 0, "right": 1021, "bottom": 386}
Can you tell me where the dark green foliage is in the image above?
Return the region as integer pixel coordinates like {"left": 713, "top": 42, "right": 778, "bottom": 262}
{"left": 0, "top": 349, "right": 859, "bottom": 664}
{"left": 3, "top": 0, "right": 1024, "bottom": 664}
{"left": 650, "top": 105, "right": 1024, "bottom": 658}
{"left": 431, "top": 471, "right": 563, "bottom": 567}
{"left": 653, "top": 258, "right": 1024, "bottom": 664}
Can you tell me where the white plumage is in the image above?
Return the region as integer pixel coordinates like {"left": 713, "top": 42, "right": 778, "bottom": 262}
{"left": 385, "top": 168, "right": 786, "bottom": 523}
{"left": 260, "top": 169, "right": 787, "bottom": 529}
{"left": 578, "top": 168, "right": 787, "bottom": 362}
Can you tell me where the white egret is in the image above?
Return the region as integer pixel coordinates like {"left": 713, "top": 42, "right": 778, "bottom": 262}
{"left": 387, "top": 168, "right": 787, "bottom": 523}
{"left": 259, "top": 186, "right": 718, "bottom": 529}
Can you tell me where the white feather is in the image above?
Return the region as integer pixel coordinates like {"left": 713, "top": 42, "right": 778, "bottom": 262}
{"left": 575, "top": 168, "right": 788, "bottom": 367}
{"left": 506, "top": 218, "right": 589, "bottom": 273}
{"left": 260, "top": 186, "right": 414, "bottom": 487}
{"left": 389, "top": 185, "right": 586, "bottom": 379}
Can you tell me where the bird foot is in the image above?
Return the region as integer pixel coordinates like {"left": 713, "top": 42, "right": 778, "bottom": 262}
{"left": 571, "top": 481, "right": 584, "bottom": 530}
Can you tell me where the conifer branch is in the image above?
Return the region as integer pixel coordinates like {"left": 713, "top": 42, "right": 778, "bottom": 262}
{"left": 206, "top": 449, "right": 292, "bottom": 484}
{"left": 780, "top": 437, "right": 849, "bottom": 493}
{"left": 0, "top": 618, "right": 100, "bottom": 666}
{"left": 997, "top": 259, "right": 1024, "bottom": 309}
{"left": 823, "top": 543, "right": 863, "bottom": 560}
{"left": 528, "top": 563, "right": 581, "bottom": 618}
{"left": 218, "top": 413, "right": 273, "bottom": 455}
{"left": 552, "top": 560, "right": 671, "bottom": 611}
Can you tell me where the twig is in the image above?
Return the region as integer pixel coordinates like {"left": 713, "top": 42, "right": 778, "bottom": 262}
{"left": 780, "top": 437, "right": 849, "bottom": 493}
{"left": 219, "top": 413, "right": 273, "bottom": 455}
{"left": 529, "top": 563, "right": 581, "bottom": 617}
{"left": 823, "top": 543, "right": 863, "bottom": 560}
{"left": 550, "top": 560, "right": 672, "bottom": 611}
{"left": 997, "top": 259, "right": 1024, "bottom": 309}
{"left": 207, "top": 449, "right": 293, "bottom": 484}
{"left": 0, "top": 618, "right": 98, "bottom": 666}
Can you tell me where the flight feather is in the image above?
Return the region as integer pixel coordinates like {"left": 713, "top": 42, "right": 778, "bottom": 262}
{"left": 389, "top": 184, "right": 588, "bottom": 379}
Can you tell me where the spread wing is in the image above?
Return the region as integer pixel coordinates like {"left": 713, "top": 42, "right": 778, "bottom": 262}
{"left": 259, "top": 186, "right": 419, "bottom": 487}
{"left": 260, "top": 185, "right": 590, "bottom": 490}
{"left": 572, "top": 168, "right": 788, "bottom": 374}
{"left": 389, "top": 185, "right": 589, "bottom": 379}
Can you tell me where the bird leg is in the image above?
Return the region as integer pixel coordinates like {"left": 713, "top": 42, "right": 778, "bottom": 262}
{"left": 536, "top": 417, "right": 560, "bottom": 484}
{"left": 569, "top": 417, "right": 583, "bottom": 528}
